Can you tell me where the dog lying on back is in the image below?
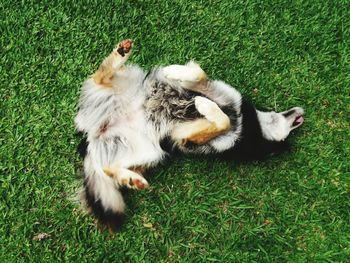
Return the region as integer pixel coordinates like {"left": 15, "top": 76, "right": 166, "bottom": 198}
{"left": 75, "top": 39, "right": 304, "bottom": 231}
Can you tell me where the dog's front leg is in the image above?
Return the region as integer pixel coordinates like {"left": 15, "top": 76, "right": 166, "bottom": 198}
{"left": 171, "top": 96, "right": 231, "bottom": 145}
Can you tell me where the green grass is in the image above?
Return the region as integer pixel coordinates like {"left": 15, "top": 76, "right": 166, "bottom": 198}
{"left": 1, "top": 0, "right": 350, "bottom": 261}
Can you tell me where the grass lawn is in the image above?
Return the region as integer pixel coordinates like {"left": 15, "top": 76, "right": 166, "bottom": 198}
{"left": 1, "top": 0, "right": 350, "bottom": 261}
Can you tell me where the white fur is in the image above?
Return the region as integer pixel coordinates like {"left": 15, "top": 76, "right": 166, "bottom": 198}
{"left": 163, "top": 62, "right": 206, "bottom": 82}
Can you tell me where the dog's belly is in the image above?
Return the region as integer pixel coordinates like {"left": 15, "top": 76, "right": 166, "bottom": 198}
{"left": 103, "top": 109, "right": 165, "bottom": 168}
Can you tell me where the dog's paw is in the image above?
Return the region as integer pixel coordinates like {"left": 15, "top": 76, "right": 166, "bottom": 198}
{"left": 103, "top": 166, "right": 149, "bottom": 190}
{"left": 115, "top": 39, "right": 133, "bottom": 57}
{"left": 195, "top": 96, "right": 230, "bottom": 130}
{"left": 163, "top": 63, "right": 206, "bottom": 82}
{"left": 127, "top": 175, "right": 149, "bottom": 190}
{"left": 163, "top": 65, "right": 184, "bottom": 80}
{"left": 120, "top": 170, "right": 149, "bottom": 190}
{"left": 194, "top": 96, "right": 221, "bottom": 122}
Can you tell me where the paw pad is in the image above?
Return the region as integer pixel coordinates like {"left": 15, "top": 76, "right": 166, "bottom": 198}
{"left": 116, "top": 39, "right": 133, "bottom": 57}
{"left": 132, "top": 179, "right": 148, "bottom": 189}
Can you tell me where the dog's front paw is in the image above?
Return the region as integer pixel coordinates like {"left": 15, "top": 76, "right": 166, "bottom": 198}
{"left": 195, "top": 96, "right": 231, "bottom": 130}
{"left": 115, "top": 39, "right": 133, "bottom": 57}
{"left": 194, "top": 96, "right": 220, "bottom": 122}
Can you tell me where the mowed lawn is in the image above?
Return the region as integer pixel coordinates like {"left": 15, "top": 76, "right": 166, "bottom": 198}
{"left": 1, "top": 0, "right": 349, "bottom": 261}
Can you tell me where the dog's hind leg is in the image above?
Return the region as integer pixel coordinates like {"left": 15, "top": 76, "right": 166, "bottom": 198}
{"left": 92, "top": 39, "right": 133, "bottom": 87}
{"left": 171, "top": 96, "right": 231, "bottom": 145}
{"left": 103, "top": 165, "right": 149, "bottom": 190}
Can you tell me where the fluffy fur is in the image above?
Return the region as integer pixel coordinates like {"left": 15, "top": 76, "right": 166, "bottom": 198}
{"left": 75, "top": 40, "right": 304, "bottom": 231}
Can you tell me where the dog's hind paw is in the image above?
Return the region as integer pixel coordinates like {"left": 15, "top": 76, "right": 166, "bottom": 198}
{"left": 104, "top": 166, "right": 149, "bottom": 190}
{"left": 115, "top": 39, "right": 133, "bottom": 57}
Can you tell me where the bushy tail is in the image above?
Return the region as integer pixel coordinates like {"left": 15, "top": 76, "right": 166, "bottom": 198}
{"left": 79, "top": 138, "right": 126, "bottom": 231}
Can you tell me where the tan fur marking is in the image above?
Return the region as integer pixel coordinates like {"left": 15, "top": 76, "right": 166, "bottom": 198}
{"left": 186, "top": 119, "right": 230, "bottom": 145}
{"left": 103, "top": 167, "right": 114, "bottom": 177}
{"left": 92, "top": 70, "right": 114, "bottom": 87}
{"left": 188, "top": 130, "right": 227, "bottom": 144}
{"left": 172, "top": 117, "right": 230, "bottom": 145}
{"left": 92, "top": 53, "right": 117, "bottom": 87}
{"left": 121, "top": 178, "right": 129, "bottom": 185}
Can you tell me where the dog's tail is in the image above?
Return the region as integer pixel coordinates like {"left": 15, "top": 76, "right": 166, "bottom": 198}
{"left": 79, "top": 137, "right": 126, "bottom": 231}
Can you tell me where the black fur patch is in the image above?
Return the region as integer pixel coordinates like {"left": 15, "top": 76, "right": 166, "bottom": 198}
{"left": 76, "top": 132, "right": 88, "bottom": 158}
{"left": 160, "top": 136, "right": 174, "bottom": 153}
{"left": 282, "top": 109, "right": 296, "bottom": 118}
{"left": 221, "top": 103, "right": 240, "bottom": 134}
{"left": 116, "top": 47, "right": 125, "bottom": 57}
{"left": 221, "top": 100, "right": 290, "bottom": 161}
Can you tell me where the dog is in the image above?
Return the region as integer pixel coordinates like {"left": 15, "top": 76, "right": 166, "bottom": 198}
{"left": 75, "top": 39, "right": 304, "bottom": 231}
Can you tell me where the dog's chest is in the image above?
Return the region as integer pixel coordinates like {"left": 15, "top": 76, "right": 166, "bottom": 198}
{"left": 107, "top": 106, "right": 146, "bottom": 136}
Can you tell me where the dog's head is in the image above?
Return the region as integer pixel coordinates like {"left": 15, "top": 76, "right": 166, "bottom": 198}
{"left": 257, "top": 106, "right": 304, "bottom": 142}
{"left": 222, "top": 100, "right": 304, "bottom": 161}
